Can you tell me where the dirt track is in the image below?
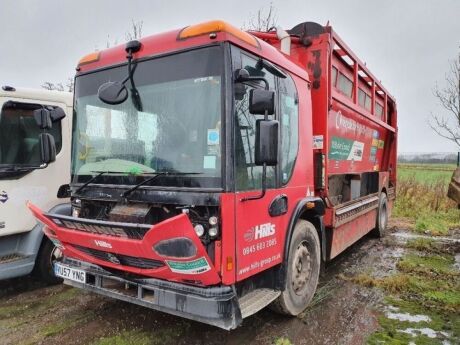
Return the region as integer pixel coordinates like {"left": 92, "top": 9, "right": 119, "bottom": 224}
{"left": 0, "top": 230, "right": 411, "bottom": 345}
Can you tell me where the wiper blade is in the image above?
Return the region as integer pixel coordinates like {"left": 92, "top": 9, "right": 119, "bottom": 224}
{"left": 74, "top": 170, "right": 156, "bottom": 195}
{"left": 74, "top": 171, "right": 108, "bottom": 195}
{"left": 122, "top": 172, "right": 202, "bottom": 200}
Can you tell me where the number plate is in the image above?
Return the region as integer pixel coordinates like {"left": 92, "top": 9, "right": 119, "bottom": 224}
{"left": 54, "top": 263, "right": 86, "bottom": 283}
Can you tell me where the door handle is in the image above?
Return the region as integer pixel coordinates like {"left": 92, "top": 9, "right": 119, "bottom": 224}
{"left": 269, "top": 194, "right": 288, "bottom": 217}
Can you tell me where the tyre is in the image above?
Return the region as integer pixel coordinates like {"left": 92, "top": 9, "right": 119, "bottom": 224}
{"left": 271, "top": 220, "right": 321, "bottom": 315}
{"left": 34, "top": 238, "right": 63, "bottom": 284}
{"left": 371, "top": 192, "right": 388, "bottom": 238}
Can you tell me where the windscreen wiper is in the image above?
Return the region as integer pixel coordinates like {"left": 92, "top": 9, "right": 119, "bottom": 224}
{"left": 73, "top": 171, "right": 108, "bottom": 195}
{"left": 121, "top": 171, "right": 203, "bottom": 200}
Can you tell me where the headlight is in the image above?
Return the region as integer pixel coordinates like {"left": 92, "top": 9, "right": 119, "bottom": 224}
{"left": 209, "top": 216, "right": 218, "bottom": 226}
{"left": 194, "top": 224, "right": 205, "bottom": 237}
{"left": 208, "top": 227, "right": 219, "bottom": 238}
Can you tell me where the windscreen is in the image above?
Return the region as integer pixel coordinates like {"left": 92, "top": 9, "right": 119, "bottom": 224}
{"left": 72, "top": 46, "right": 224, "bottom": 189}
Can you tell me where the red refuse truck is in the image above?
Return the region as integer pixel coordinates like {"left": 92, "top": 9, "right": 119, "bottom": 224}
{"left": 28, "top": 20, "right": 397, "bottom": 329}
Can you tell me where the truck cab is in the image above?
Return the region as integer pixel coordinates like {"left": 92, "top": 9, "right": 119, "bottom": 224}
{"left": 0, "top": 86, "right": 72, "bottom": 282}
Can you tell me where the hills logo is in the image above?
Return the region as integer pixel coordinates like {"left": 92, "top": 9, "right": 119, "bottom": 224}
{"left": 244, "top": 223, "right": 276, "bottom": 242}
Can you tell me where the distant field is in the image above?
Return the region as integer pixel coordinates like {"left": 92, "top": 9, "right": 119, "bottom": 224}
{"left": 395, "top": 162, "right": 459, "bottom": 234}
{"left": 397, "top": 163, "right": 457, "bottom": 184}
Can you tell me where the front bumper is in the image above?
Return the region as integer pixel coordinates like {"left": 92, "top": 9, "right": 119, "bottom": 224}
{"left": 59, "top": 257, "right": 242, "bottom": 330}
{"left": 27, "top": 202, "right": 221, "bottom": 286}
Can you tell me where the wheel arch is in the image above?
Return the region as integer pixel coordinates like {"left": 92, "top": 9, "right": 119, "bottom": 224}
{"left": 34, "top": 203, "right": 71, "bottom": 261}
{"left": 276, "top": 197, "right": 326, "bottom": 290}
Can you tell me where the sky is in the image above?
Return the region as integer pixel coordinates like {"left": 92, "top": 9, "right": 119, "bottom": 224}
{"left": 1, "top": 0, "right": 459, "bottom": 153}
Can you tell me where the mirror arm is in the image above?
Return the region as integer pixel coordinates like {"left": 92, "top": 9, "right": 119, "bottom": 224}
{"left": 126, "top": 50, "right": 143, "bottom": 111}
{"left": 241, "top": 163, "right": 267, "bottom": 202}
{"left": 236, "top": 75, "right": 269, "bottom": 90}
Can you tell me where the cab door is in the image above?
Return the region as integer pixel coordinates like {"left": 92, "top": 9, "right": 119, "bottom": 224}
{"left": 232, "top": 50, "right": 300, "bottom": 282}
{"left": 0, "top": 97, "right": 68, "bottom": 237}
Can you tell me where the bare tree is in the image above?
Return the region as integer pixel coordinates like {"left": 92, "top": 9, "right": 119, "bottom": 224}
{"left": 243, "top": 2, "right": 277, "bottom": 32}
{"left": 125, "top": 20, "right": 143, "bottom": 41}
{"left": 41, "top": 81, "right": 65, "bottom": 92}
{"left": 430, "top": 52, "right": 460, "bottom": 148}
{"left": 42, "top": 20, "right": 143, "bottom": 93}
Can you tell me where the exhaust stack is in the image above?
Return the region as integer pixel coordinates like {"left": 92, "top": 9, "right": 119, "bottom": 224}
{"left": 276, "top": 26, "right": 291, "bottom": 55}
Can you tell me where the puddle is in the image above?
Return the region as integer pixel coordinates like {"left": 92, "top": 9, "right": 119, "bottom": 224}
{"left": 386, "top": 311, "right": 431, "bottom": 323}
{"left": 391, "top": 232, "right": 460, "bottom": 243}
{"left": 454, "top": 253, "right": 460, "bottom": 271}
{"left": 399, "top": 327, "right": 449, "bottom": 339}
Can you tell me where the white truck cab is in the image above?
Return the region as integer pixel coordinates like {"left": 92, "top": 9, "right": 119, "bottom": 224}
{"left": 0, "top": 86, "right": 72, "bottom": 282}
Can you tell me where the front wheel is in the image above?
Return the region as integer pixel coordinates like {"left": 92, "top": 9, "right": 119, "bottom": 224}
{"left": 34, "top": 239, "right": 63, "bottom": 284}
{"left": 271, "top": 220, "right": 321, "bottom": 315}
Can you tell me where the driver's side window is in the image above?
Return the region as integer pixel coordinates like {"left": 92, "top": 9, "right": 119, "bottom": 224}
{"left": 234, "top": 54, "right": 276, "bottom": 191}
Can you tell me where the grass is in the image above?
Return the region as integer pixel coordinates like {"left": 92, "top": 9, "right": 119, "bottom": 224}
{"left": 405, "top": 238, "right": 441, "bottom": 253}
{"left": 91, "top": 330, "right": 153, "bottom": 345}
{"left": 360, "top": 236, "right": 460, "bottom": 344}
{"left": 274, "top": 337, "right": 293, "bottom": 345}
{"left": 397, "top": 163, "right": 456, "bottom": 184}
{"left": 91, "top": 322, "right": 191, "bottom": 345}
{"left": 341, "top": 234, "right": 460, "bottom": 343}
{"left": 394, "top": 163, "right": 459, "bottom": 234}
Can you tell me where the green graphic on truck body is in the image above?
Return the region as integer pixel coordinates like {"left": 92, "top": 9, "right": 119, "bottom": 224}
{"left": 329, "top": 136, "right": 364, "bottom": 161}
{"left": 166, "top": 257, "right": 211, "bottom": 274}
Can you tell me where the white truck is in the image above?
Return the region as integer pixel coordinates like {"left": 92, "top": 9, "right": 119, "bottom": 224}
{"left": 0, "top": 86, "right": 72, "bottom": 283}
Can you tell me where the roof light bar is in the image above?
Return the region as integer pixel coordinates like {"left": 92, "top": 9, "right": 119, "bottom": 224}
{"left": 178, "top": 20, "right": 259, "bottom": 48}
{"left": 77, "top": 52, "right": 100, "bottom": 66}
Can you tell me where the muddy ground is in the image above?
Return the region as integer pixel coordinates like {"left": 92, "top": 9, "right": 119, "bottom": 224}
{"left": 0, "top": 224, "right": 458, "bottom": 345}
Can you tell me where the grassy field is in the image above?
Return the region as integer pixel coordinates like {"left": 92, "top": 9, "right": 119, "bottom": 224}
{"left": 397, "top": 163, "right": 457, "bottom": 185}
{"left": 394, "top": 163, "right": 459, "bottom": 234}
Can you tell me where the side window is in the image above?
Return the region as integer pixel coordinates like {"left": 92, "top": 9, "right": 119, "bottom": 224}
{"left": 358, "top": 88, "right": 372, "bottom": 111}
{"left": 375, "top": 102, "right": 384, "bottom": 120}
{"left": 234, "top": 54, "right": 276, "bottom": 191}
{"left": 337, "top": 72, "right": 353, "bottom": 98}
{"left": 0, "top": 101, "right": 62, "bottom": 165}
{"left": 331, "top": 66, "right": 338, "bottom": 87}
{"left": 279, "top": 75, "right": 299, "bottom": 184}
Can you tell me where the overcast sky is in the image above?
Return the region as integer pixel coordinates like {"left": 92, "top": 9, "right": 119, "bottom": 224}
{"left": 1, "top": 0, "right": 459, "bottom": 153}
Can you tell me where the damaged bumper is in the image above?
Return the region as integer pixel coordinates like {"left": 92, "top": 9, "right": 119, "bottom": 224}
{"left": 27, "top": 202, "right": 221, "bottom": 286}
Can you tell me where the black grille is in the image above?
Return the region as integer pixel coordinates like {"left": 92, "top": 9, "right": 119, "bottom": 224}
{"left": 73, "top": 245, "right": 164, "bottom": 270}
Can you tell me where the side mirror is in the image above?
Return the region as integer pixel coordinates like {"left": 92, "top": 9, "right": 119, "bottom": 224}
{"left": 39, "top": 133, "right": 56, "bottom": 164}
{"left": 50, "top": 106, "right": 66, "bottom": 122}
{"left": 98, "top": 81, "right": 129, "bottom": 105}
{"left": 33, "top": 108, "right": 52, "bottom": 129}
{"left": 249, "top": 89, "right": 275, "bottom": 115}
{"left": 255, "top": 119, "right": 279, "bottom": 166}
{"left": 57, "top": 184, "right": 71, "bottom": 198}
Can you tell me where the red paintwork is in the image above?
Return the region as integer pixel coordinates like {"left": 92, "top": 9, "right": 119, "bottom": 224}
{"left": 27, "top": 202, "right": 221, "bottom": 286}
{"left": 29, "top": 21, "right": 398, "bottom": 289}
{"left": 329, "top": 209, "right": 377, "bottom": 259}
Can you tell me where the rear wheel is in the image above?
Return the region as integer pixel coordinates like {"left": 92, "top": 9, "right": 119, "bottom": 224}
{"left": 34, "top": 239, "right": 63, "bottom": 284}
{"left": 271, "top": 220, "right": 321, "bottom": 315}
{"left": 371, "top": 192, "right": 388, "bottom": 238}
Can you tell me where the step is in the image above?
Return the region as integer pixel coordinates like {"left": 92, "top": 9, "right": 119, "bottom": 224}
{"left": 0, "top": 253, "right": 26, "bottom": 264}
{"left": 239, "top": 288, "right": 281, "bottom": 319}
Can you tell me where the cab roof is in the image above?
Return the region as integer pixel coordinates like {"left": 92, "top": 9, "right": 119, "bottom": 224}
{"left": 76, "top": 20, "right": 309, "bottom": 82}
{"left": 0, "top": 86, "right": 73, "bottom": 106}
